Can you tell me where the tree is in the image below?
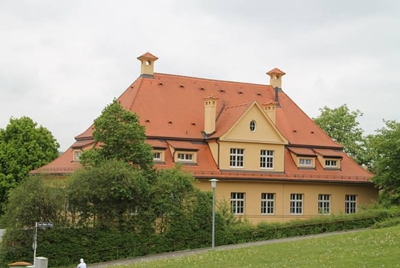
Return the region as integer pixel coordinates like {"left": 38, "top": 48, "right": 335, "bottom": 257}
{"left": 80, "top": 100, "right": 154, "bottom": 171}
{"left": 370, "top": 120, "right": 400, "bottom": 204}
{"left": 313, "top": 104, "right": 369, "bottom": 166}
{"left": 67, "top": 159, "right": 151, "bottom": 229}
{"left": 0, "top": 116, "right": 59, "bottom": 214}
{"left": 0, "top": 176, "right": 66, "bottom": 229}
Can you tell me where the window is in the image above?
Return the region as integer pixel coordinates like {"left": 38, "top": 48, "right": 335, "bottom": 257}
{"left": 299, "top": 158, "right": 312, "bottom": 167}
{"left": 153, "top": 152, "right": 161, "bottom": 161}
{"left": 325, "top": 160, "right": 337, "bottom": 167}
{"left": 231, "top": 192, "right": 245, "bottom": 215}
{"left": 177, "top": 153, "right": 193, "bottom": 161}
{"left": 230, "top": 148, "right": 244, "bottom": 167}
{"left": 261, "top": 193, "right": 275, "bottom": 215}
{"left": 318, "top": 194, "right": 330, "bottom": 215}
{"left": 74, "top": 150, "right": 82, "bottom": 161}
{"left": 290, "top": 194, "right": 303, "bottom": 215}
{"left": 250, "top": 120, "right": 256, "bottom": 132}
{"left": 345, "top": 195, "right": 357, "bottom": 214}
{"left": 260, "top": 150, "right": 274, "bottom": 169}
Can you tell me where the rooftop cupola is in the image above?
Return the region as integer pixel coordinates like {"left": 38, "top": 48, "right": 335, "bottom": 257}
{"left": 137, "top": 52, "right": 158, "bottom": 77}
{"left": 267, "top": 68, "right": 286, "bottom": 89}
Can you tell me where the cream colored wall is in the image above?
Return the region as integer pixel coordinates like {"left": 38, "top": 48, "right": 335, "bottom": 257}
{"left": 204, "top": 99, "right": 217, "bottom": 134}
{"left": 208, "top": 141, "right": 219, "bottom": 165}
{"left": 222, "top": 105, "right": 285, "bottom": 144}
{"left": 218, "top": 141, "right": 285, "bottom": 172}
{"left": 140, "top": 60, "right": 154, "bottom": 75}
{"left": 196, "top": 180, "right": 378, "bottom": 224}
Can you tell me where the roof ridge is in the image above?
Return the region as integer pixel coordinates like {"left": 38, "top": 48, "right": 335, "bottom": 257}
{"left": 224, "top": 102, "right": 253, "bottom": 109}
{"left": 154, "top": 72, "right": 272, "bottom": 88}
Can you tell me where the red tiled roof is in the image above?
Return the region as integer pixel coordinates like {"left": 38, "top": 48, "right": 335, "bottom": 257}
{"left": 71, "top": 139, "right": 95, "bottom": 149}
{"left": 313, "top": 148, "right": 344, "bottom": 158}
{"left": 167, "top": 140, "right": 200, "bottom": 151}
{"left": 137, "top": 52, "right": 158, "bottom": 60}
{"left": 267, "top": 68, "right": 286, "bottom": 75}
{"left": 38, "top": 63, "right": 372, "bottom": 183}
{"left": 31, "top": 147, "right": 80, "bottom": 175}
{"left": 288, "top": 147, "right": 316, "bottom": 156}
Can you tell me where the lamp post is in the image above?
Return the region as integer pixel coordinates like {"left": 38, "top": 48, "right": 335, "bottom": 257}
{"left": 209, "top": 179, "right": 218, "bottom": 249}
{"left": 33, "top": 222, "right": 53, "bottom": 266}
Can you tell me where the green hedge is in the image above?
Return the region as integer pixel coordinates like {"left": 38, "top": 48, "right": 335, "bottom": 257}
{"left": 1, "top": 207, "right": 400, "bottom": 267}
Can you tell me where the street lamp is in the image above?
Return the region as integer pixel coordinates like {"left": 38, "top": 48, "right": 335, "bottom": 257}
{"left": 33, "top": 222, "right": 53, "bottom": 266}
{"left": 209, "top": 179, "right": 218, "bottom": 249}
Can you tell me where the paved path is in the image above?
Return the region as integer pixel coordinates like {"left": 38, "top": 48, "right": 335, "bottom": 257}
{"left": 89, "top": 229, "right": 367, "bottom": 267}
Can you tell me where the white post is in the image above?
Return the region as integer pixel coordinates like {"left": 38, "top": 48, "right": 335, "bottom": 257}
{"left": 33, "top": 222, "right": 38, "bottom": 267}
{"left": 209, "top": 179, "right": 218, "bottom": 249}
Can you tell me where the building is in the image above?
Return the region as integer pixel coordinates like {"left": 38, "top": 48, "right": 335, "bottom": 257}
{"left": 34, "top": 52, "right": 378, "bottom": 223}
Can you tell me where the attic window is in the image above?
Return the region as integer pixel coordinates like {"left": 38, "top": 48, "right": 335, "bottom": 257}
{"left": 219, "top": 89, "right": 225, "bottom": 93}
{"left": 257, "top": 93, "right": 262, "bottom": 96}
{"left": 199, "top": 87, "right": 205, "bottom": 91}
{"left": 168, "top": 121, "right": 172, "bottom": 124}
{"left": 73, "top": 150, "right": 82, "bottom": 161}
{"left": 179, "top": 85, "right": 184, "bottom": 88}
{"left": 325, "top": 160, "right": 337, "bottom": 167}
{"left": 250, "top": 120, "right": 256, "bottom": 132}
{"left": 191, "top": 122, "right": 196, "bottom": 125}
{"left": 158, "top": 82, "right": 163, "bottom": 86}
{"left": 238, "top": 91, "right": 243, "bottom": 94}
{"left": 145, "top": 119, "right": 150, "bottom": 123}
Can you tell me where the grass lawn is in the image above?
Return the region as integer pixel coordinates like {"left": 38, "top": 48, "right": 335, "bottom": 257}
{"left": 112, "top": 225, "right": 400, "bottom": 268}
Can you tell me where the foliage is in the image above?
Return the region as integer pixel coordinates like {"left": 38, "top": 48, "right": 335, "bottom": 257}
{"left": 0, "top": 117, "right": 59, "bottom": 214}
{"left": 370, "top": 120, "right": 400, "bottom": 204}
{"left": 2, "top": 205, "right": 400, "bottom": 267}
{"left": 67, "top": 159, "right": 151, "bottom": 230}
{"left": 313, "top": 104, "right": 369, "bottom": 166}
{"left": 0, "top": 176, "right": 66, "bottom": 229}
{"left": 80, "top": 100, "right": 153, "bottom": 171}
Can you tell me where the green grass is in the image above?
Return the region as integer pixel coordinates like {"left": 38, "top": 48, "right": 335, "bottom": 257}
{"left": 112, "top": 225, "right": 400, "bottom": 268}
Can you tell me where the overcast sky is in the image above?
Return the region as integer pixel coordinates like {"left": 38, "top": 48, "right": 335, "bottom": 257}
{"left": 1, "top": 0, "right": 399, "bottom": 151}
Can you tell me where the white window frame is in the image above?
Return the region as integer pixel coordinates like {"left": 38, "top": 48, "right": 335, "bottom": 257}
{"left": 325, "top": 159, "right": 338, "bottom": 167}
{"left": 318, "top": 194, "right": 330, "bottom": 215}
{"left": 230, "top": 148, "right": 244, "bottom": 168}
{"left": 74, "top": 150, "right": 82, "bottom": 161}
{"left": 299, "top": 158, "right": 312, "bottom": 167}
{"left": 260, "top": 150, "right": 274, "bottom": 169}
{"left": 290, "top": 194, "right": 303, "bottom": 215}
{"left": 345, "top": 195, "right": 357, "bottom": 214}
{"left": 261, "top": 193, "right": 275, "bottom": 215}
{"left": 177, "top": 153, "right": 193, "bottom": 162}
{"left": 153, "top": 152, "right": 161, "bottom": 161}
{"left": 231, "top": 192, "right": 245, "bottom": 215}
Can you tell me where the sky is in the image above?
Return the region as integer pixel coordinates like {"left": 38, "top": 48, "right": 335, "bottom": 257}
{"left": 1, "top": 0, "right": 399, "bottom": 151}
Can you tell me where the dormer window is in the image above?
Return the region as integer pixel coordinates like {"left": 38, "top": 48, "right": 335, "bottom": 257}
{"left": 325, "top": 160, "right": 338, "bottom": 167}
{"left": 153, "top": 152, "right": 161, "bottom": 161}
{"left": 299, "top": 158, "right": 312, "bottom": 167}
{"left": 177, "top": 153, "right": 193, "bottom": 161}
{"left": 73, "top": 150, "right": 82, "bottom": 161}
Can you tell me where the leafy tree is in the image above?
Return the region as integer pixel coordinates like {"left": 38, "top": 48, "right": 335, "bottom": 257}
{"left": 67, "top": 159, "right": 151, "bottom": 230}
{"left": 0, "top": 176, "right": 66, "bottom": 228}
{"left": 313, "top": 104, "right": 369, "bottom": 166}
{"left": 80, "top": 100, "right": 153, "bottom": 171}
{"left": 0, "top": 117, "right": 59, "bottom": 214}
{"left": 370, "top": 120, "right": 400, "bottom": 204}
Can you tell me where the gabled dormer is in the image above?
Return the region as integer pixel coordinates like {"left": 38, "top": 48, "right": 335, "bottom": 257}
{"left": 217, "top": 101, "right": 288, "bottom": 172}
{"left": 167, "top": 140, "right": 199, "bottom": 165}
{"left": 314, "top": 149, "right": 343, "bottom": 170}
{"left": 288, "top": 147, "right": 317, "bottom": 169}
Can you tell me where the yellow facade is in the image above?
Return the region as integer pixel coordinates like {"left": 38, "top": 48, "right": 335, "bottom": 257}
{"left": 197, "top": 180, "right": 378, "bottom": 224}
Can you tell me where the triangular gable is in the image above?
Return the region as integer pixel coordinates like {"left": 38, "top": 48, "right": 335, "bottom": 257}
{"left": 220, "top": 101, "right": 288, "bottom": 144}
